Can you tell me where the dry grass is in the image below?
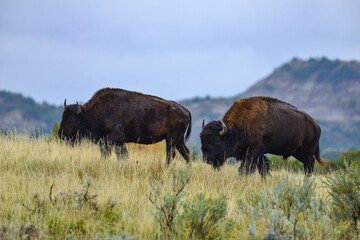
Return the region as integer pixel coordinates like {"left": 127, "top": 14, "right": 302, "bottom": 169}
{"left": 0, "top": 134, "right": 337, "bottom": 239}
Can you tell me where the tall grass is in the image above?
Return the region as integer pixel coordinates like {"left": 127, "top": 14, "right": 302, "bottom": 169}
{"left": 0, "top": 133, "right": 358, "bottom": 239}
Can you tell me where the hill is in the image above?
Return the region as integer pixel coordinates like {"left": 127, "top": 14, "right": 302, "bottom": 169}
{"left": 0, "top": 90, "right": 62, "bottom": 132}
{"left": 237, "top": 57, "right": 360, "bottom": 120}
{"left": 1, "top": 57, "right": 359, "bottom": 156}
{"left": 181, "top": 57, "right": 360, "bottom": 156}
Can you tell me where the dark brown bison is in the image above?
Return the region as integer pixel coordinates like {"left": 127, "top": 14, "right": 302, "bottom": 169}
{"left": 200, "top": 96, "right": 324, "bottom": 176}
{"left": 59, "top": 88, "right": 192, "bottom": 164}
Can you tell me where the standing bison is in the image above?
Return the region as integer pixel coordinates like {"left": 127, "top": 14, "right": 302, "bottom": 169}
{"left": 200, "top": 96, "right": 324, "bottom": 176}
{"left": 59, "top": 88, "right": 192, "bottom": 164}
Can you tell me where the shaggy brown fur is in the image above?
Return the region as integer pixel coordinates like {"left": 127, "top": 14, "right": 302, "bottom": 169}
{"left": 201, "top": 96, "right": 323, "bottom": 176}
{"left": 59, "top": 88, "right": 192, "bottom": 164}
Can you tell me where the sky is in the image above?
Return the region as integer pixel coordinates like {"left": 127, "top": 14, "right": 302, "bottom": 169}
{"left": 0, "top": 0, "right": 359, "bottom": 106}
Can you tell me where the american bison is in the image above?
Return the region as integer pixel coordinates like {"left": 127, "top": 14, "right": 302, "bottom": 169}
{"left": 59, "top": 88, "right": 192, "bottom": 164}
{"left": 200, "top": 96, "right": 324, "bottom": 176}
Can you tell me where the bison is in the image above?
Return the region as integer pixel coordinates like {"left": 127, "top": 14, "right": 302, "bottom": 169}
{"left": 200, "top": 96, "right": 324, "bottom": 176}
{"left": 59, "top": 88, "right": 192, "bottom": 164}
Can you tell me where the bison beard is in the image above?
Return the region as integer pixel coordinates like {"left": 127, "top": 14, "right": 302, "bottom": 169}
{"left": 59, "top": 88, "right": 192, "bottom": 164}
{"left": 200, "top": 96, "right": 324, "bottom": 177}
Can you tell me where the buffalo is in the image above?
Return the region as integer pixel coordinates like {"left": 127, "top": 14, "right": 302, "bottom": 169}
{"left": 59, "top": 88, "right": 192, "bottom": 164}
{"left": 200, "top": 96, "right": 324, "bottom": 176}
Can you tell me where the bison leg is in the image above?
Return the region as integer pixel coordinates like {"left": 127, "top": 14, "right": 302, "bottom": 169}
{"left": 115, "top": 144, "right": 128, "bottom": 160}
{"left": 303, "top": 157, "right": 315, "bottom": 176}
{"left": 294, "top": 150, "right": 315, "bottom": 176}
{"left": 238, "top": 160, "right": 247, "bottom": 175}
{"left": 165, "top": 138, "right": 175, "bottom": 165}
{"left": 175, "top": 141, "right": 190, "bottom": 164}
{"left": 240, "top": 155, "right": 269, "bottom": 178}
{"left": 257, "top": 155, "right": 271, "bottom": 178}
{"left": 100, "top": 142, "right": 112, "bottom": 159}
{"left": 105, "top": 121, "right": 127, "bottom": 158}
{"left": 238, "top": 147, "right": 267, "bottom": 176}
{"left": 238, "top": 158, "right": 257, "bottom": 175}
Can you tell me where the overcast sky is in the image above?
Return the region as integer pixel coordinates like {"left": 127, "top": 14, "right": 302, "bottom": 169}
{"left": 1, "top": 0, "right": 359, "bottom": 105}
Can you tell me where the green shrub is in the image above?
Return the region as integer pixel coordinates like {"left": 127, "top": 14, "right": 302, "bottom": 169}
{"left": 147, "top": 165, "right": 190, "bottom": 238}
{"left": 325, "top": 161, "right": 360, "bottom": 233}
{"left": 179, "top": 193, "right": 228, "bottom": 239}
{"left": 237, "top": 177, "right": 333, "bottom": 239}
{"left": 147, "top": 166, "right": 232, "bottom": 239}
{"left": 51, "top": 121, "right": 60, "bottom": 138}
{"left": 326, "top": 150, "right": 360, "bottom": 171}
{"left": 269, "top": 155, "right": 306, "bottom": 172}
{"left": 269, "top": 154, "right": 329, "bottom": 173}
{"left": 105, "top": 233, "right": 134, "bottom": 240}
{"left": 341, "top": 150, "right": 360, "bottom": 162}
{"left": 22, "top": 176, "right": 122, "bottom": 238}
{"left": 245, "top": 177, "right": 322, "bottom": 218}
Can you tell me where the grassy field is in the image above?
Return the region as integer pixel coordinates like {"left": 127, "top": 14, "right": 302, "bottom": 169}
{"left": 0, "top": 134, "right": 359, "bottom": 239}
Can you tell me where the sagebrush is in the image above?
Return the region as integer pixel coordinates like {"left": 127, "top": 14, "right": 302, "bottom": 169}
{"left": 0, "top": 133, "right": 359, "bottom": 239}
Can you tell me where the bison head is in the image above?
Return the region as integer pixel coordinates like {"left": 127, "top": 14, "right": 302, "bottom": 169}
{"left": 200, "top": 120, "right": 228, "bottom": 169}
{"left": 59, "top": 99, "right": 86, "bottom": 142}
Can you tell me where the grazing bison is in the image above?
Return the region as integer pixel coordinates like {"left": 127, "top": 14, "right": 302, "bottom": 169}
{"left": 200, "top": 96, "right": 324, "bottom": 176}
{"left": 59, "top": 88, "right": 192, "bottom": 164}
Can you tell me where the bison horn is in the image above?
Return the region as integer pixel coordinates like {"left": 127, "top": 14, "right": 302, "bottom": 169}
{"left": 219, "top": 120, "right": 227, "bottom": 136}
{"left": 64, "top": 99, "right": 67, "bottom": 109}
{"left": 202, "top": 119, "right": 205, "bottom": 130}
{"left": 76, "top": 101, "right": 81, "bottom": 114}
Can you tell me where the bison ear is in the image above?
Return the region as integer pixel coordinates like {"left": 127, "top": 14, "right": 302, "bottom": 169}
{"left": 64, "top": 99, "right": 67, "bottom": 109}
{"left": 202, "top": 119, "right": 205, "bottom": 130}
{"left": 219, "top": 120, "right": 227, "bottom": 136}
{"left": 76, "top": 102, "right": 81, "bottom": 114}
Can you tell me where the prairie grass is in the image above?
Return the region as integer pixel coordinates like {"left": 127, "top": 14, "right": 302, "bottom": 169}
{"left": 0, "top": 133, "right": 358, "bottom": 239}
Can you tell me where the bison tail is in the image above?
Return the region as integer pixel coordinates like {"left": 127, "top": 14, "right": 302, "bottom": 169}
{"left": 315, "top": 143, "right": 325, "bottom": 166}
{"left": 184, "top": 112, "right": 192, "bottom": 142}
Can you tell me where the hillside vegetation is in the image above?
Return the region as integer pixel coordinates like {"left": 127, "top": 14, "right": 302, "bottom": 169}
{"left": 0, "top": 90, "right": 62, "bottom": 132}
{"left": 1, "top": 133, "right": 360, "bottom": 239}
{"left": 182, "top": 57, "right": 360, "bottom": 156}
